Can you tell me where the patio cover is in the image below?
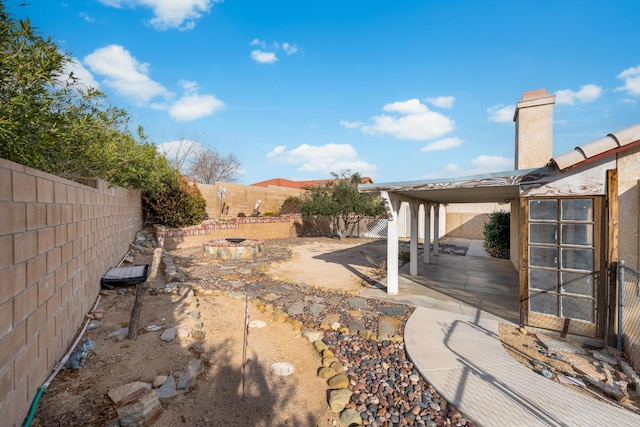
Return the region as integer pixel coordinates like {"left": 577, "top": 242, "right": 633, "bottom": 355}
{"left": 359, "top": 168, "right": 541, "bottom": 294}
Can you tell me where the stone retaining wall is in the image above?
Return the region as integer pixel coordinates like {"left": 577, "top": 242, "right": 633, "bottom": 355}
{"left": 0, "top": 158, "right": 142, "bottom": 426}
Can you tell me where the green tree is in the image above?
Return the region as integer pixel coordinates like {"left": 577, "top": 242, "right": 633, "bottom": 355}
{"left": 0, "top": 4, "right": 206, "bottom": 227}
{"left": 483, "top": 211, "right": 510, "bottom": 258}
{"left": 300, "top": 171, "right": 386, "bottom": 239}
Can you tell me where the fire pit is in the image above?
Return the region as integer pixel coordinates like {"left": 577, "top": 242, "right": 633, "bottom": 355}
{"left": 202, "top": 238, "right": 264, "bottom": 260}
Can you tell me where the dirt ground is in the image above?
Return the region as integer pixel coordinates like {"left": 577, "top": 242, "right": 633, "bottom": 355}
{"left": 30, "top": 240, "right": 350, "bottom": 427}
{"left": 498, "top": 323, "right": 640, "bottom": 415}
{"left": 29, "top": 236, "right": 640, "bottom": 426}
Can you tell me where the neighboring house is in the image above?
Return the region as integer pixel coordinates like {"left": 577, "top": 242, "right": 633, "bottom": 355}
{"left": 360, "top": 89, "right": 640, "bottom": 346}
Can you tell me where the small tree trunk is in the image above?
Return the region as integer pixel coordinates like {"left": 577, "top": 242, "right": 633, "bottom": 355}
{"left": 128, "top": 248, "right": 163, "bottom": 340}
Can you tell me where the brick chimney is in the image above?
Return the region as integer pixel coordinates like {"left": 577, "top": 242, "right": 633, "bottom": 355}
{"left": 513, "top": 89, "right": 556, "bottom": 170}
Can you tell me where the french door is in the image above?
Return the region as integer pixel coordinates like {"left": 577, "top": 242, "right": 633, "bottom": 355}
{"left": 525, "top": 197, "right": 602, "bottom": 336}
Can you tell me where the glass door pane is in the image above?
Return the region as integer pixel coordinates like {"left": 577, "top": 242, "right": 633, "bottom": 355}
{"left": 527, "top": 198, "right": 596, "bottom": 325}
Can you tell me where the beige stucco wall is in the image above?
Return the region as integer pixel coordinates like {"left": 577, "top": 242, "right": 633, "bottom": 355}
{"left": 0, "top": 158, "right": 142, "bottom": 426}
{"left": 617, "top": 145, "right": 640, "bottom": 269}
{"left": 197, "top": 182, "right": 302, "bottom": 219}
{"left": 444, "top": 203, "right": 506, "bottom": 239}
{"left": 514, "top": 90, "right": 555, "bottom": 170}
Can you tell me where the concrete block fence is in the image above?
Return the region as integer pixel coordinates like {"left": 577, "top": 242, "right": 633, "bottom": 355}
{"left": 0, "top": 158, "right": 142, "bottom": 426}
{"left": 156, "top": 215, "right": 303, "bottom": 250}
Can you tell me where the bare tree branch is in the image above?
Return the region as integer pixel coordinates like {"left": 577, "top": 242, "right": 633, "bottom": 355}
{"left": 188, "top": 148, "right": 241, "bottom": 183}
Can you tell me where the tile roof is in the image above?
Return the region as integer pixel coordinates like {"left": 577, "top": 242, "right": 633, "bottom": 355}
{"left": 550, "top": 124, "right": 640, "bottom": 171}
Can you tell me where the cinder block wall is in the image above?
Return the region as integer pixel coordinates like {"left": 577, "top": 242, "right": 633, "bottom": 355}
{"left": 0, "top": 158, "right": 142, "bottom": 427}
{"left": 444, "top": 203, "right": 507, "bottom": 239}
{"left": 197, "top": 182, "right": 302, "bottom": 219}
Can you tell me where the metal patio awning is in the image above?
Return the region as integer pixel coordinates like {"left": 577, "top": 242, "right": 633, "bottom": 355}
{"left": 359, "top": 168, "right": 541, "bottom": 203}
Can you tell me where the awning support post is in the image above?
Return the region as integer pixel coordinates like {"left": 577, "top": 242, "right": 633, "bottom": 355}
{"left": 409, "top": 202, "right": 419, "bottom": 275}
{"left": 381, "top": 191, "right": 399, "bottom": 295}
{"left": 423, "top": 204, "right": 431, "bottom": 264}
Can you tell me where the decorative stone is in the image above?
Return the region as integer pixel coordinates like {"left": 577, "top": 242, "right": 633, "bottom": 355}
{"left": 108, "top": 381, "right": 151, "bottom": 405}
{"left": 249, "top": 320, "right": 267, "bottom": 328}
{"left": 192, "top": 330, "right": 206, "bottom": 340}
{"left": 329, "top": 389, "right": 353, "bottom": 413}
{"left": 160, "top": 327, "right": 177, "bottom": 342}
{"left": 340, "top": 408, "right": 363, "bottom": 426}
{"left": 270, "top": 362, "right": 295, "bottom": 376}
{"left": 327, "top": 374, "right": 350, "bottom": 389}
{"left": 320, "top": 314, "right": 341, "bottom": 330}
{"left": 378, "top": 317, "right": 400, "bottom": 337}
{"left": 152, "top": 375, "right": 168, "bottom": 388}
{"left": 302, "top": 329, "right": 324, "bottom": 343}
{"left": 322, "top": 356, "right": 340, "bottom": 368}
{"left": 177, "top": 325, "right": 192, "bottom": 338}
{"left": 318, "top": 367, "right": 337, "bottom": 379}
{"left": 177, "top": 359, "right": 202, "bottom": 390}
{"left": 314, "top": 340, "right": 329, "bottom": 352}
{"left": 156, "top": 375, "right": 177, "bottom": 403}
{"left": 116, "top": 387, "right": 163, "bottom": 426}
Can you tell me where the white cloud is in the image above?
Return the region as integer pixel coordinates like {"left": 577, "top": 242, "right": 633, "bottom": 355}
{"left": 79, "top": 12, "right": 95, "bottom": 23}
{"left": 251, "top": 50, "right": 277, "bottom": 64}
{"left": 98, "top": 0, "right": 221, "bottom": 31}
{"left": 267, "top": 143, "right": 377, "bottom": 175}
{"left": 59, "top": 57, "right": 100, "bottom": 89}
{"left": 420, "top": 137, "right": 463, "bottom": 153}
{"left": 421, "top": 155, "right": 513, "bottom": 179}
{"left": 487, "top": 104, "right": 515, "bottom": 123}
{"left": 426, "top": 96, "right": 455, "bottom": 109}
{"left": 83, "top": 44, "right": 169, "bottom": 105}
{"left": 555, "top": 84, "right": 603, "bottom": 105}
{"left": 617, "top": 65, "right": 640, "bottom": 96}
{"left": 267, "top": 146, "right": 286, "bottom": 158}
{"left": 172, "top": 79, "right": 225, "bottom": 118}
{"left": 471, "top": 155, "right": 513, "bottom": 171}
{"left": 169, "top": 93, "right": 225, "bottom": 121}
{"left": 358, "top": 99, "right": 455, "bottom": 141}
{"left": 282, "top": 43, "right": 298, "bottom": 55}
{"left": 250, "top": 40, "right": 299, "bottom": 63}
{"left": 339, "top": 120, "right": 363, "bottom": 129}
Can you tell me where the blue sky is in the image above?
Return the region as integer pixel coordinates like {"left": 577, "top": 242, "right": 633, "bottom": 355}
{"left": 14, "top": 0, "right": 640, "bottom": 185}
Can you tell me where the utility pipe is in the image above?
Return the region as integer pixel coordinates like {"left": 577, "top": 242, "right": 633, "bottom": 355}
{"left": 23, "top": 295, "right": 102, "bottom": 427}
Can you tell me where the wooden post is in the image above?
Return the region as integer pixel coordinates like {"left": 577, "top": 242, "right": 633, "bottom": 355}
{"left": 128, "top": 248, "right": 163, "bottom": 340}
{"left": 605, "top": 169, "right": 619, "bottom": 346}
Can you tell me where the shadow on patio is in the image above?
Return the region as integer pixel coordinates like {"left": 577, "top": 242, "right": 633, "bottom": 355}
{"left": 362, "top": 251, "right": 520, "bottom": 324}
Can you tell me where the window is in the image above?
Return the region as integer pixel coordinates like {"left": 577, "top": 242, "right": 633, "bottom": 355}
{"left": 528, "top": 198, "right": 595, "bottom": 322}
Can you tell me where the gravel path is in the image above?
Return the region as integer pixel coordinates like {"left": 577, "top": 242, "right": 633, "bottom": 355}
{"left": 169, "top": 239, "right": 474, "bottom": 427}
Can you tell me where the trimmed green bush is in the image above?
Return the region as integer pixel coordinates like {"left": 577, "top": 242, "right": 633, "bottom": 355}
{"left": 483, "top": 211, "right": 510, "bottom": 258}
{"left": 280, "top": 196, "right": 303, "bottom": 214}
{"left": 143, "top": 174, "right": 206, "bottom": 228}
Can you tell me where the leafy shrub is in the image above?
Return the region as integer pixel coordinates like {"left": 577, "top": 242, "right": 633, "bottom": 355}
{"left": 280, "top": 196, "right": 302, "bottom": 214}
{"left": 398, "top": 251, "right": 411, "bottom": 264}
{"left": 143, "top": 173, "right": 206, "bottom": 228}
{"left": 483, "top": 211, "right": 510, "bottom": 258}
